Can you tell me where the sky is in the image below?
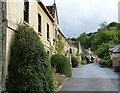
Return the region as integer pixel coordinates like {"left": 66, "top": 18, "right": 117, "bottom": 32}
{"left": 42, "top": 0, "right": 119, "bottom": 38}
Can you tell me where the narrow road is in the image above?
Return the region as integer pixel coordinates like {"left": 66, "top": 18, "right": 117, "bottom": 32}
{"left": 58, "top": 63, "right": 119, "bottom": 92}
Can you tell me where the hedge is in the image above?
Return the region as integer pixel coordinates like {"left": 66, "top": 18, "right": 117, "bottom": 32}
{"left": 7, "top": 24, "right": 54, "bottom": 93}
{"left": 99, "top": 56, "right": 112, "bottom": 68}
{"left": 50, "top": 54, "right": 72, "bottom": 77}
{"left": 71, "top": 56, "right": 79, "bottom": 68}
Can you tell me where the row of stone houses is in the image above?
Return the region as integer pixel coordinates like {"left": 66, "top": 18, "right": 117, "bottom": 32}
{"left": 109, "top": 44, "right": 120, "bottom": 72}
{"left": 0, "top": 0, "right": 82, "bottom": 92}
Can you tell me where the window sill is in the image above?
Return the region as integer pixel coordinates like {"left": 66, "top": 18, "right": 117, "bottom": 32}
{"left": 23, "top": 21, "right": 29, "bottom": 27}
{"left": 47, "top": 38, "right": 50, "bottom": 41}
{"left": 38, "top": 32, "right": 42, "bottom": 36}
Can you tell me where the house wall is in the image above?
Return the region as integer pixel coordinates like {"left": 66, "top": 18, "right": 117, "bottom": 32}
{"left": 37, "top": 4, "right": 54, "bottom": 55}
{"left": 71, "top": 46, "right": 78, "bottom": 56}
{"left": 2, "top": 0, "right": 54, "bottom": 91}
{"left": 6, "top": 0, "right": 54, "bottom": 56}
{"left": 111, "top": 53, "right": 120, "bottom": 71}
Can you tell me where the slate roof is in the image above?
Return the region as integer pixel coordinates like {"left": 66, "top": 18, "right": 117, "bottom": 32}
{"left": 113, "top": 44, "right": 120, "bottom": 53}
{"left": 109, "top": 44, "right": 119, "bottom": 52}
{"left": 37, "top": 1, "right": 54, "bottom": 22}
{"left": 109, "top": 44, "right": 118, "bottom": 49}
{"left": 46, "top": 3, "right": 59, "bottom": 24}
{"left": 71, "top": 42, "right": 79, "bottom": 49}
{"left": 46, "top": 5, "right": 56, "bottom": 18}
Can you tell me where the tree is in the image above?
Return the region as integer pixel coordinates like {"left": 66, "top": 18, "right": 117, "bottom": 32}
{"left": 95, "top": 43, "right": 109, "bottom": 58}
{"left": 77, "top": 32, "right": 91, "bottom": 49}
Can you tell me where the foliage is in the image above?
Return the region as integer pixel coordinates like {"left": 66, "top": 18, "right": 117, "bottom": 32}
{"left": 77, "top": 32, "right": 91, "bottom": 49}
{"left": 71, "top": 56, "right": 79, "bottom": 68}
{"left": 50, "top": 54, "right": 72, "bottom": 77}
{"left": 54, "top": 73, "right": 66, "bottom": 89}
{"left": 99, "top": 56, "right": 112, "bottom": 68}
{"left": 76, "top": 22, "right": 120, "bottom": 58}
{"left": 7, "top": 24, "right": 54, "bottom": 93}
{"left": 80, "top": 61, "right": 86, "bottom": 65}
{"left": 95, "top": 43, "right": 109, "bottom": 58}
{"left": 85, "top": 56, "right": 90, "bottom": 63}
{"left": 54, "top": 38, "right": 64, "bottom": 54}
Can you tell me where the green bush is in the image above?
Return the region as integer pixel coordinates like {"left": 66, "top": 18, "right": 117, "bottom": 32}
{"left": 7, "top": 24, "right": 54, "bottom": 93}
{"left": 80, "top": 61, "right": 86, "bottom": 65}
{"left": 99, "top": 56, "right": 112, "bottom": 68}
{"left": 85, "top": 56, "right": 89, "bottom": 63}
{"left": 71, "top": 56, "right": 79, "bottom": 68}
{"left": 50, "top": 54, "right": 72, "bottom": 77}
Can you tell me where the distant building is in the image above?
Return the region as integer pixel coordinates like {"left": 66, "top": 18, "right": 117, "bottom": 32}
{"left": 109, "top": 44, "right": 120, "bottom": 72}
{"left": 69, "top": 41, "right": 83, "bottom": 62}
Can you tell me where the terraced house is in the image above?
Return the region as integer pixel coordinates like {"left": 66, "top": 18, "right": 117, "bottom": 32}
{"left": 0, "top": 0, "right": 82, "bottom": 92}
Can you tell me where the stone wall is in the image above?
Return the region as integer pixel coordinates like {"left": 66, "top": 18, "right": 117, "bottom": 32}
{"left": 0, "top": 1, "right": 6, "bottom": 92}
{"left": 0, "top": 1, "right": 3, "bottom": 92}
{"left": 0, "top": 27, "right": 2, "bottom": 93}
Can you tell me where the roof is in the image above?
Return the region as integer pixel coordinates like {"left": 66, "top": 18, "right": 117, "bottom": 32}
{"left": 71, "top": 42, "right": 79, "bottom": 49}
{"left": 37, "top": 1, "right": 54, "bottom": 22}
{"left": 109, "top": 44, "right": 119, "bottom": 52}
{"left": 113, "top": 44, "right": 120, "bottom": 53}
{"left": 109, "top": 44, "right": 118, "bottom": 49}
{"left": 58, "top": 28, "right": 70, "bottom": 45}
{"left": 71, "top": 43, "right": 77, "bottom": 48}
{"left": 46, "top": 3, "right": 59, "bottom": 24}
{"left": 46, "top": 5, "right": 56, "bottom": 18}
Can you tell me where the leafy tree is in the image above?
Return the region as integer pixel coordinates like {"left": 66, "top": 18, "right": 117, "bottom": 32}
{"left": 95, "top": 43, "right": 109, "bottom": 58}
{"left": 71, "top": 22, "right": 120, "bottom": 58}
{"left": 77, "top": 32, "right": 91, "bottom": 49}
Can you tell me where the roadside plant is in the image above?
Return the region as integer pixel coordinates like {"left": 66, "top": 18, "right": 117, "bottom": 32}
{"left": 7, "top": 24, "right": 54, "bottom": 93}
{"left": 71, "top": 56, "right": 79, "bottom": 68}
{"left": 50, "top": 54, "right": 72, "bottom": 77}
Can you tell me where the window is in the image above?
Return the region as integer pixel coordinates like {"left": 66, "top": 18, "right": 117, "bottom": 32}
{"left": 47, "top": 23, "right": 49, "bottom": 40}
{"left": 24, "top": 0, "right": 29, "bottom": 23}
{"left": 47, "top": 51, "right": 49, "bottom": 54}
{"left": 38, "top": 14, "right": 41, "bottom": 34}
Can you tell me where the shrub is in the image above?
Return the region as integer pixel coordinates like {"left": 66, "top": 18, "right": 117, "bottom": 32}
{"left": 80, "top": 61, "right": 86, "bottom": 65}
{"left": 71, "top": 56, "right": 79, "bottom": 68}
{"left": 50, "top": 54, "right": 72, "bottom": 77}
{"left": 85, "top": 56, "right": 89, "bottom": 63}
{"left": 7, "top": 24, "right": 54, "bottom": 93}
{"left": 99, "top": 56, "right": 112, "bottom": 68}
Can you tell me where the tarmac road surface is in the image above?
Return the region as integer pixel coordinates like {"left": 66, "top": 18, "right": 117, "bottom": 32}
{"left": 58, "top": 63, "right": 119, "bottom": 93}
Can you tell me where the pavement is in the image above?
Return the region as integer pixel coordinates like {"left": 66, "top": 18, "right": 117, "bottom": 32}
{"left": 58, "top": 63, "right": 119, "bottom": 93}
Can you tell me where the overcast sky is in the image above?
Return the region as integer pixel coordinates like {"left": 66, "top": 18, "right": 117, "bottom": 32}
{"left": 43, "top": 0, "right": 119, "bottom": 38}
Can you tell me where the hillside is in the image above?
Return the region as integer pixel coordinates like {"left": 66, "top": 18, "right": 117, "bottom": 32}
{"left": 72, "top": 22, "right": 120, "bottom": 58}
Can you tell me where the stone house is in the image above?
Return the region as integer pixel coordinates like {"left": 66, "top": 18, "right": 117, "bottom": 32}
{"left": 69, "top": 41, "right": 82, "bottom": 62}
{"left": 109, "top": 44, "right": 120, "bottom": 72}
{"left": 0, "top": 0, "right": 76, "bottom": 92}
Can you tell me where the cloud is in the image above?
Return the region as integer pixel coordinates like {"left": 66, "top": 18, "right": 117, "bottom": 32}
{"left": 43, "top": 0, "right": 119, "bottom": 37}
